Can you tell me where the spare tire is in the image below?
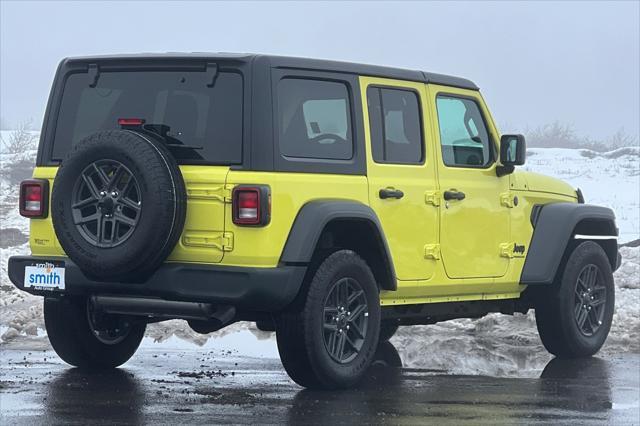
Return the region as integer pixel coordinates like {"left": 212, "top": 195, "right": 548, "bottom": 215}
{"left": 52, "top": 130, "right": 186, "bottom": 282}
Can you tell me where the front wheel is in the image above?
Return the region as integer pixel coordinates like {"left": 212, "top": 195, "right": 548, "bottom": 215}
{"left": 535, "top": 241, "right": 615, "bottom": 358}
{"left": 275, "top": 250, "right": 381, "bottom": 389}
{"left": 44, "top": 296, "right": 146, "bottom": 369}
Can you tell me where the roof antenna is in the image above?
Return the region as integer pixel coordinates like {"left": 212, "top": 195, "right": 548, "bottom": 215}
{"left": 88, "top": 64, "right": 100, "bottom": 87}
{"left": 206, "top": 63, "right": 218, "bottom": 88}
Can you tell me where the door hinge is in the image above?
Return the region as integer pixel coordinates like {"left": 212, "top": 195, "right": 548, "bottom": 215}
{"left": 500, "top": 192, "right": 517, "bottom": 208}
{"left": 183, "top": 231, "right": 234, "bottom": 251}
{"left": 221, "top": 232, "right": 234, "bottom": 251}
{"left": 500, "top": 243, "right": 514, "bottom": 258}
{"left": 425, "top": 191, "right": 441, "bottom": 207}
{"left": 424, "top": 244, "right": 441, "bottom": 260}
{"left": 500, "top": 242, "right": 526, "bottom": 258}
{"left": 186, "top": 185, "right": 233, "bottom": 203}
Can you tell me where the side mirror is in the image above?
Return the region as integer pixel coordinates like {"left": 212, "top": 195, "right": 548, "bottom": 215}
{"left": 497, "top": 134, "right": 526, "bottom": 176}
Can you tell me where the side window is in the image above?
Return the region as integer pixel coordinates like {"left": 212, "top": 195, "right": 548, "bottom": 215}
{"left": 278, "top": 78, "right": 353, "bottom": 160}
{"left": 435, "top": 95, "right": 493, "bottom": 167}
{"left": 367, "top": 87, "right": 423, "bottom": 164}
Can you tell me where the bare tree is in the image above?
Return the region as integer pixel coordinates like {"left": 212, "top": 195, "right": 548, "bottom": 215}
{"left": 526, "top": 121, "right": 580, "bottom": 149}
{"left": 524, "top": 121, "right": 638, "bottom": 151}
{"left": 606, "top": 128, "right": 638, "bottom": 149}
{"left": 0, "top": 120, "right": 38, "bottom": 154}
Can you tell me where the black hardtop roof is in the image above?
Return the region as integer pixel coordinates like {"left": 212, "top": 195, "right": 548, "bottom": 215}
{"left": 62, "top": 52, "right": 479, "bottom": 90}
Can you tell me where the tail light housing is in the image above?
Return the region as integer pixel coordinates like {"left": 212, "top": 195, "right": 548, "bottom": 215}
{"left": 20, "top": 179, "right": 49, "bottom": 218}
{"left": 232, "top": 186, "right": 270, "bottom": 226}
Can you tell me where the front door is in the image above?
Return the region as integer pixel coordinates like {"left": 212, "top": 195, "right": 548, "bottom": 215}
{"left": 362, "top": 77, "right": 439, "bottom": 281}
{"left": 429, "top": 85, "right": 510, "bottom": 279}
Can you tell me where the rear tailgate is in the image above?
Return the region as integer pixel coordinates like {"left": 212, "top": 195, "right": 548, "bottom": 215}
{"left": 30, "top": 57, "right": 247, "bottom": 264}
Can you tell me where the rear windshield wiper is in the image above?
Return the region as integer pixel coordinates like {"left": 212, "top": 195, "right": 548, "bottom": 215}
{"left": 119, "top": 120, "right": 204, "bottom": 154}
{"left": 141, "top": 124, "right": 203, "bottom": 150}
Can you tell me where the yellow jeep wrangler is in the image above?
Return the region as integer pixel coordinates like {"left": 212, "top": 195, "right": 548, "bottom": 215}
{"left": 9, "top": 53, "right": 621, "bottom": 389}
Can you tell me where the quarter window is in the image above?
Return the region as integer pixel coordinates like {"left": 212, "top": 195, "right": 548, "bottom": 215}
{"left": 367, "top": 87, "right": 423, "bottom": 164}
{"left": 278, "top": 78, "right": 353, "bottom": 160}
{"left": 435, "top": 95, "right": 493, "bottom": 167}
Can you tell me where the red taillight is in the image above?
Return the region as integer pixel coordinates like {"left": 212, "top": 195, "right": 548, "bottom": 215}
{"left": 232, "top": 186, "right": 270, "bottom": 226}
{"left": 118, "top": 118, "right": 145, "bottom": 127}
{"left": 20, "top": 179, "right": 49, "bottom": 218}
{"left": 238, "top": 191, "right": 258, "bottom": 220}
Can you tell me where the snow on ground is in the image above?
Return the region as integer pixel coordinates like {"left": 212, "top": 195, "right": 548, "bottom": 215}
{"left": 524, "top": 147, "right": 640, "bottom": 243}
{"left": 0, "top": 130, "right": 638, "bottom": 376}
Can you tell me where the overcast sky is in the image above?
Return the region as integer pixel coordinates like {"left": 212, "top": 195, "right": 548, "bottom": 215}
{"left": 1, "top": 1, "right": 638, "bottom": 140}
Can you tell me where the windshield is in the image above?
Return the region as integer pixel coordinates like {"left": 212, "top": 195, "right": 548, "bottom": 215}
{"left": 52, "top": 70, "right": 243, "bottom": 164}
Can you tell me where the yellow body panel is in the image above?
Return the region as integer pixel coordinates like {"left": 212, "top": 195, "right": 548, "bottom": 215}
{"left": 29, "top": 167, "right": 62, "bottom": 256}
{"left": 223, "top": 171, "right": 368, "bottom": 268}
{"left": 29, "top": 76, "right": 579, "bottom": 308}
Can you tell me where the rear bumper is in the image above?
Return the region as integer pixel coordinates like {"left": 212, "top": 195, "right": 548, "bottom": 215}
{"left": 8, "top": 256, "right": 306, "bottom": 313}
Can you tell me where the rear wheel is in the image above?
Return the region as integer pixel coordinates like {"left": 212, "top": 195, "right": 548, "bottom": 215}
{"left": 44, "top": 296, "right": 146, "bottom": 369}
{"left": 275, "top": 250, "right": 380, "bottom": 389}
{"left": 371, "top": 341, "right": 402, "bottom": 368}
{"left": 535, "top": 241, "right": 615, "bottom": 358}
{"left": 379, "top": 321, "right": 400, "bottom": 342}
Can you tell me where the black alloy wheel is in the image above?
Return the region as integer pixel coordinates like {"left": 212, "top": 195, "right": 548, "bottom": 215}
{"left": 323, "top": 277, "right": 369, "bottom": 364}
{"left": 574, "top": 264, "right": 607, "bottom": 337}
{"left": 72, "top": 159, "right": 142, "bottom": 248}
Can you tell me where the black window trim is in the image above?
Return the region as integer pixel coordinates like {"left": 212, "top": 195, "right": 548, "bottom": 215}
{"left": 366, "top": 84, "right": 426, "bottom": 166}
{"left": 271, "top": 68, "right": 366, "bottom": 176}
{"left": 39, "top": 62, "right": 250, "bottom": 167}
{"left": 434, "top": 92, "right": 497, "bottom": 170}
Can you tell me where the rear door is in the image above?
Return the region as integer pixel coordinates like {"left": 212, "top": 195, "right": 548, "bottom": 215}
{"left": 428, "top": 85, "right": 510, "bottom": 278}
{"left": 362, "top": 77, "right": 439, "bottom": 281}
{"left": 49, "top": 62, "right": 245, "bottom": 263}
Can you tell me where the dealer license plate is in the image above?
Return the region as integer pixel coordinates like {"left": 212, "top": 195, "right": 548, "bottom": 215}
{"left": 24, "top": 261, "right": 65, "bottom": 290}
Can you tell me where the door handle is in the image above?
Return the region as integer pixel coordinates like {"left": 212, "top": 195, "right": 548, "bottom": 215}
{"left": 379, "top": 188, "right": 404, "bottom": 200}
{"left": 443, "top": 190, "right": 466, "bottom": 201}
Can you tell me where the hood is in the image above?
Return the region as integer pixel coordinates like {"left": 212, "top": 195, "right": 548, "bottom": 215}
{"left": 515, "top": 171, "right": 577, "bottom": 199}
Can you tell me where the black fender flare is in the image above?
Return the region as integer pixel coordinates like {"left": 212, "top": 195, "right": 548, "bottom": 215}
{"left": 521, "top": 202, "right": 618, "bottom": 285}
{"left": 280, "top": 200, "right": 397, "bottom": 291}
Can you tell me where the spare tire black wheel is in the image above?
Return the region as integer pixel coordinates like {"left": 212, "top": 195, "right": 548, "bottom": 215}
{"left": 52, "top": 130, "right": 187, "bottom": 282}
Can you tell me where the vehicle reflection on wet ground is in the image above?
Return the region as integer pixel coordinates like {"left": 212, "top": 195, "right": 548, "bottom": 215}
{"left": 1, "top": 341, "right": 638, "bottom": 425}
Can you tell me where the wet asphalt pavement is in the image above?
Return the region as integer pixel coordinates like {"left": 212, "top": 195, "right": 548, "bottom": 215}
{"left": 1, "top": 342, "right": 638, "bottom": 425}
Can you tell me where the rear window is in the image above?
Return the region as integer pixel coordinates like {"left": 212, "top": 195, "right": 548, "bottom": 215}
{"left": 52, "top": 70, "right": 243, "bottom": 164}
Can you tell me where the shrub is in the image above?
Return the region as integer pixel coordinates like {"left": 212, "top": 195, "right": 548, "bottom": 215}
{"left": 525, "top": 122, "right": 638, "bottom": 152}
